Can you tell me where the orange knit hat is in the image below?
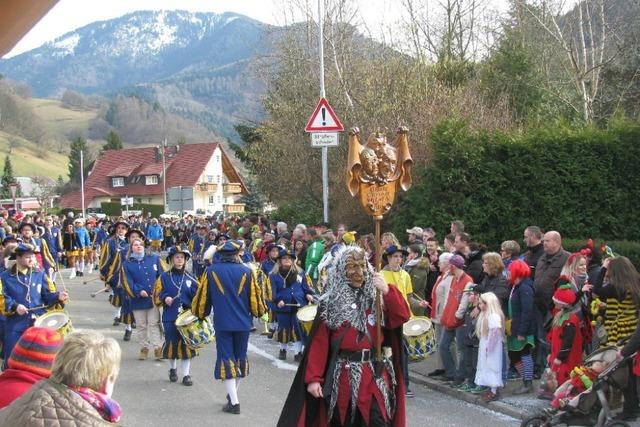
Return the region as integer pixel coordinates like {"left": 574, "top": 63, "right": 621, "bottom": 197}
{"left": 7, "top": 326, "right": 63, "bottom": 378}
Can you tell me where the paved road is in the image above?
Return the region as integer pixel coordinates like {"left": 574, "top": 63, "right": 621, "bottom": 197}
{"left": 60, "top": 269, "right": 519, "bottom": 427}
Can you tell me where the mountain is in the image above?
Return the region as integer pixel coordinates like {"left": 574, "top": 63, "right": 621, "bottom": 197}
{"left": 0, "top": 10, "right": 271, "bottom": 141}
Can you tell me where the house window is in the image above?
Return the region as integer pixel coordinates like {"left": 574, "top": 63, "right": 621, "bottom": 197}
{"left": 216, "top": 175, "right": 221, "bottom": 183}
{"left": 207, "top": 175, "right": 214, "bottom": 183}
{"left": 145, "top": 175, "right": 158, "bottom": 185}
{"left": 216, "top": 154, "right": 221, "bottom": 163}
{"left": 208, "top": 195, "right": 215, "bottom": 204}
{"left": 217, "top": 195, "right": 222, "bottom": 203}
{"left": 112, "top": 177, "right": 124, "bottom": 187}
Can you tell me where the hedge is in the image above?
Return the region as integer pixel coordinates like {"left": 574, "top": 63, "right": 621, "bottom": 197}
{"left": 391, "top": 117, "right": 640, "bottom": 249}
{"left": 100, "top": 202, "right": 164, "bottom": 218}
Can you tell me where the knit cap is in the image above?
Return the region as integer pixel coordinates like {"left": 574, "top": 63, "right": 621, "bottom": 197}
{"left": 553, "top": 279, "right": 577, "bottom": 306}
{"left": 7, "top": 326, "right": 63, "bottom": 378}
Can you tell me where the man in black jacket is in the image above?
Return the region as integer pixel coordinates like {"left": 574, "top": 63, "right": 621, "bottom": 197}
{"left": 522, "top": 226, "right": 544, "bottom": 280}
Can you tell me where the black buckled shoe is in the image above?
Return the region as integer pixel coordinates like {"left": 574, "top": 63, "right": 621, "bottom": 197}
{"left": 182, "top": 375, "right": 193, "bottom": 386}
{"left": 278, "top": 349, "right": 286, "bottom": 360}
{"left": 113, "top": 317, "right": 121, "bottom": 326}
{"left": 222, "top": 402, "right": 240, "bottom": 414}
{"left": 169, "top": 369, "right": 178, "bottom": 382}
{"left": 123, "top": 329, "right": 132, "bottom": 341}
{"left": 294, "top": 353, "right": 302, "bottom": 362}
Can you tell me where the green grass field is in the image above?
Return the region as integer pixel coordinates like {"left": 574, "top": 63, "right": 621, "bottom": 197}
{"left": 0, "top": 98, "right": 99, "bottom": 180}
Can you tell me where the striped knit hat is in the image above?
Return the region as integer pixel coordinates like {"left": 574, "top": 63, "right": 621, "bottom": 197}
{"left": 7, "top": 327, "right": 63, "bottom": 378}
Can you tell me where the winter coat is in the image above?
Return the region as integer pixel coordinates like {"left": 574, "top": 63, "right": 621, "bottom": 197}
{"left": 0, "top": 369, "right": 46, "bottom": 409}
{"left": 439, "top": 272, "right": 473, "bottom": 330}
{"left": 508, "top": 278, "right": 536, "bottom": 337}
{"left": 0, "top": 379, "right": 120, "bottom": 426}
{"left": 523, "top": 243, "right": 544, "bottom": 280}
{"left": 465, "top": 250, "right": 486, "bottom": 284}
{"left": 405, "top": 258, "right": 429, "bottom": 316}
{"left": 476, "top": 274, "right": 510, "bottom": 315}
{"left": 534, "top": 249, "right": 570, "bottom": 312}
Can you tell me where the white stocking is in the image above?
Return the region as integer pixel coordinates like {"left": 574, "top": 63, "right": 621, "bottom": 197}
{"left": 225, "top": 379, "right": 239, "bottom": 405}
{"left": 181, "top": 359, "right": 191, "bottom": 376}
{"left": 169, "top": 359, "right": 177, "bottom": 369}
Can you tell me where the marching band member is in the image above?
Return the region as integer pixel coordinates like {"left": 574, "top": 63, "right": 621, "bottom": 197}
{"left": 61, "top": 224, "right": 78, "bottom": 279}
{"left": 73, "top": 218, "right": 90, "bottom": 278}
{"left": 262, "top": 243, "right": 281, "bottom": 337}
{"left": 99, "top": 221, "right": 130, "bottom": 336}
{"left": 40, "top": 217, "right": 62, "bottom": 269}
{"left": 278, "top": 246, "right": 410, "bottom": 427}
{"left": 188, "top": 224, "right": 209, "bottom": 278}
{"left": 270, "top": 248, "right": 314, "bottom": 361}
{"left": 85, "top": 219, "right": 98, "bottom": 275}
{"left": 192, "top": 241, "right": 266, "bottom": 415}
{"left": 153, "top": 247, "right": 199, "bottom": 386}
{"left": 146, "top": 218, "right": 163, "bottom": 253}
{"left": 0, "top": 243, "right": 68, "bottom": 366}
{"left": 17, "top": 222, "right": 56, "bottom": 276}
{"left": 121, "top": 237, "right": 165, "bottom": 361}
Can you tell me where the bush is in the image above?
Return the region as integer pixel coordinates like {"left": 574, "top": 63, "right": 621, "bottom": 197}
{"left": 391, "top": 118, "right": 640, "bottom": 247}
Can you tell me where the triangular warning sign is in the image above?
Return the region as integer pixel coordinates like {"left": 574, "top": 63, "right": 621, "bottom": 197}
{"left": 305, "top": 97, "right": 344, "bottom": 132}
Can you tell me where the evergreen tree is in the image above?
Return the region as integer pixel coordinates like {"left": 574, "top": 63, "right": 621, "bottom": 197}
{"left": 102, "top": 131, "right": 123, "bottom": 152}
{"left": 68, "top": 137, "right": 88, "bottom": 184}
{"left": 0, "top": 156, "right": 20, "bottom": 198}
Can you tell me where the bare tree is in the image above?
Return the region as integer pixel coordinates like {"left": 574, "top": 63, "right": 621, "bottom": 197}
{"left": 400, "top": 0, "right": 496, "bottom": 62}
{"left": 31, "top": 176, "right": 57, "bottom": 213}
{"left": 515, "top": 0, "right": 616, "bottom": 122}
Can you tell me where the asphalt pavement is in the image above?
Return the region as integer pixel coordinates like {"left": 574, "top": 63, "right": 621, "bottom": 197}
{"left": 59, "top": 268, "right": 519, "bottom": 427}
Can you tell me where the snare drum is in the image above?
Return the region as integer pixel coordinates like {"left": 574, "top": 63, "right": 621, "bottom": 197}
{"left": 403, "top": 316, "right": 436, "bottom": 362}
{"left": 175, "top": 309, "right": 215, "bottom": 350}
{"left": 34, "top": 310, "right": 73, "bottom": 337}
{"left": 296, "top": 304, "right": 317, "bottom": 336}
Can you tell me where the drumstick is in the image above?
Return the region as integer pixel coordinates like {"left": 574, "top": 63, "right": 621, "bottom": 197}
{"left": 91, "top": 287, "right": 110, "bottom": 298}
{"left": 26, "top": 304, "right": 47, "bottom": 312}
{"left": 82, "top": 277, "right": 101, "bottom": 285}
{"left": 284, "top": 303, "right": 301, "bottom": 307}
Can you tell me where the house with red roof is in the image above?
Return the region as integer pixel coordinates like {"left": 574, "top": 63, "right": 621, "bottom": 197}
{"left": 59, "top": 142, "right": 247, "bottom": 215}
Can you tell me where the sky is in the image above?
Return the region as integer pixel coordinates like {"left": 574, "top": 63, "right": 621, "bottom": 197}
{"left": 5, "top": 0, "right": 403, "bottom": 58}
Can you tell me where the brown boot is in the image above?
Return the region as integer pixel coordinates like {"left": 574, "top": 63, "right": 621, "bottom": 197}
{"left": 154, "top": 347, "right": 162, "bottom": 360}
{"left": 139, "top": 347, "right": 149, "bottom": 360}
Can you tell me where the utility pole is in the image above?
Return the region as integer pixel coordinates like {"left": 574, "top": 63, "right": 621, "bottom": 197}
{"left": 162, "top": 138, "right": 167, "bottom": 213}
{"left": 80, "top": 150, "right": 85, "bottom": 218}
{"left": 318, "top": 0, "right": 329, "bottom": 223}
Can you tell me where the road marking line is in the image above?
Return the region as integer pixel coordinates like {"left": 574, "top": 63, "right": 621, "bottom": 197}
{"left": 247, "top": 343, "right": 298, "bottom": 371}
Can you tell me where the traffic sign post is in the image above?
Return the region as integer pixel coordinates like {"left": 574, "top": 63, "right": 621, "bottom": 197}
{"left": 305, "top": 98, "right": 345, "bottom": 133}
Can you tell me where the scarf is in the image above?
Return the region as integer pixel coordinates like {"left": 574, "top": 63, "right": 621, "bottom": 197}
{"left": 71, "top": 386, "right": 122, "bottom": 423}
{"left": 130, "top": 252, "right": 144, "bottom": 261}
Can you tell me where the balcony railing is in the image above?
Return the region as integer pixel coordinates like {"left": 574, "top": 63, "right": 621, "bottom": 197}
{"left": 223, "top": 203, "right": 245, "bottom": 213}
{"left": 197, "top": 183, "right": 218, "bottom": 192}
{"left": 223, "top": 183, "right": 242, "bottom": 194}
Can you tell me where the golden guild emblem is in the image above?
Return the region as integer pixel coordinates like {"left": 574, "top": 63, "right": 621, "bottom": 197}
{"left": 347, "top": 126, "right": 413, "bottom": 218}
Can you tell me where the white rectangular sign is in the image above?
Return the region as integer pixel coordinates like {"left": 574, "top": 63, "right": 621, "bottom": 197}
{"left": 311, "top": 132, "right": 339, "bottom": 147}
{"left": 120, "top": 197, "right": 133, "bottom": 206}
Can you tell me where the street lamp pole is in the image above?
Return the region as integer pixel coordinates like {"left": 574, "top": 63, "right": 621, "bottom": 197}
{"left": 8, "top": 182, "right": 18, "bottom": 212}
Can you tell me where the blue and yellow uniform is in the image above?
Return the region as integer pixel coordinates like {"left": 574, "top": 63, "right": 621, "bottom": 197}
{"left": 0, "top": 265, "right": 60, "bottom": 362}
{"left": 270, "top": 268, "right": 313, "bottom": 343}
{"left": 153, "top": 267, "right": 199, "bottom": 359}
{"left": 41, "top": 225, "right": 61, "bottom": 265}
{"left": 121, "top": 253, "right": 164, "bottom": 312}
{"left": 192, "top": 242, "right": 266, "bottom": 380}
{"left": 189, "top": 233, "right": 209, "bottom": 279}
{"left": 101, "top": 236, "right": 128, "bottom": 310}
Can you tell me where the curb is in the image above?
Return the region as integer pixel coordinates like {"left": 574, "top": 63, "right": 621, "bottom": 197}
{"left": 409, "top": 370, "right": 527, "bottom": 421}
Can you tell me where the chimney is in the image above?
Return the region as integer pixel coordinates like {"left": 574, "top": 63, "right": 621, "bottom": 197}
{"left": 155, "top": 146, "right": 162, "bottom": 163}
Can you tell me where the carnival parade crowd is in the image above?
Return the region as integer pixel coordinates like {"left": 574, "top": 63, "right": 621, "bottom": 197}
{"left": 1, "top": 208, "right": 640, "bottom": 425}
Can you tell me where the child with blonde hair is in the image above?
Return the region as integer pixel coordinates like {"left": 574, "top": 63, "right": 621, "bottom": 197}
{"left": 474, "top": 291, "right": 505, "bottom": 402}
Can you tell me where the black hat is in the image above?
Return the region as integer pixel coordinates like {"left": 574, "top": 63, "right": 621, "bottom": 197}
{"left": 217, "top": 241, "right": 241, "bottom": 254}
{"left": 383, "top": 245, "right": 409, "bottom": 259}
{"left": 166, "top": 246, "right": 192, "bottom": 263}
{"left": 2, "top": 234, "right": 17, "bottom": 245}
{"left": 276, "top": 247, "right": 296, "bottom": 260}
{"left": 126, "top": 228, "right": 146, "bottom": 241}
{"left": 17, "top": 222, "right": 37, "bottom": 234}
{"left": 112, "top": 220, "right": 130, "bottom": 231}
{"left": 9, "top": 243, "right": 36, "bottom": 260}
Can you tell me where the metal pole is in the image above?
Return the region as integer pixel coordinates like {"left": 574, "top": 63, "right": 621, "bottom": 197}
{"left": 318, "top": 0, "right": 329, "bottom": 223}
{"left": 80, "top": 150, "right": 86, "bottom": 218}
{"left": 162, "top": 139, "right": 167, "bottom": 213}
